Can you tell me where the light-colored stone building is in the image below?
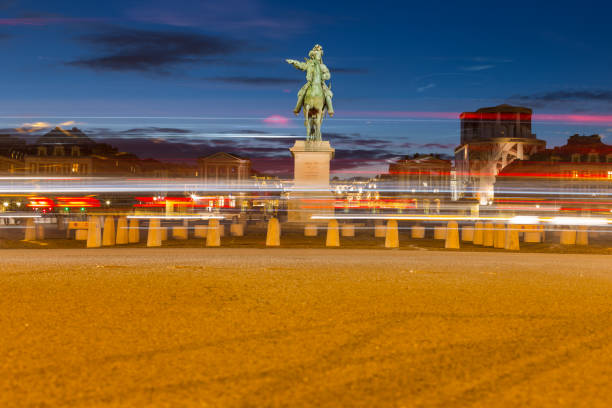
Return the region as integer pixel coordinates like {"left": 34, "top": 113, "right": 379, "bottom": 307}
{"left": 198, "top": 152, "right": 251, "bottom": 184}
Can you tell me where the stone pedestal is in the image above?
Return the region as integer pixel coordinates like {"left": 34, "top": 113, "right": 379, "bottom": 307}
{"left": 288, "top": 140, "right": 335, "bottom": 223}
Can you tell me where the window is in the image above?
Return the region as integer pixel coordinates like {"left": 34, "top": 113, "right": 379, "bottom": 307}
{"left": 71, "top": 163, "right": 79, "bottom": 173}
{"left": 37, "top": 146, "right": 47, "bottom": 156}
{"left": 608, "top": 171, "right": 612, "bottom": 180}
{"left": 572, "top": 170, "right": 579, "bottom": 179}
{"left": 53, "top": 146, "right": 65, "bottom": 156}
{"left": 588, "top": 153, "right": 599, "bottom": 163}
{"left": 71, "top": 146, "right": 80, "bottom": 157}
{"left": 607, "top": 154, "right": 612, "bottom": 163}
{"left": 571, "top": 153, "right": 581, "bottom": 163}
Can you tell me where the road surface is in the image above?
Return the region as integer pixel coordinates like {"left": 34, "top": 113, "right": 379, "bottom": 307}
{"left": 1, "top": 248, "right": 611, "bottom": 407}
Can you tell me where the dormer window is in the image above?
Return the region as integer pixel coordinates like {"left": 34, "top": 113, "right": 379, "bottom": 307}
{"left": 571, "top": 153, "right": 581, "bottom": 163}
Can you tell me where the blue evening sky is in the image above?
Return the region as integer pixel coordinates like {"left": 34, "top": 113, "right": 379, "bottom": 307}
{"left": 1, "top": 0, "right": 611, "bottom": 175}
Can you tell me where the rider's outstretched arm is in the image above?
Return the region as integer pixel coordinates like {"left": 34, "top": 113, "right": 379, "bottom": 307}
{"left": 286, "top": 59, "right": 307, "bottom": 71}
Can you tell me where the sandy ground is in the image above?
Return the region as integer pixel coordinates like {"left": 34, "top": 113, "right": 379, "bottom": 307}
{"left": 0, "top": 248, "right": 611, "bottom": 407}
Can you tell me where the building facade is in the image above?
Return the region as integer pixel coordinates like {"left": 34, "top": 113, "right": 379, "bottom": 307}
{"left": 454, "top": 104, "right": 546, "bottom": 204}
{"left": 198, "top": 152, "right": 251, "bottom": 184}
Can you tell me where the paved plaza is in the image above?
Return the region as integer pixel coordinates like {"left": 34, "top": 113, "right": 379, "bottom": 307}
{"left": 1, "top": 249, "right": 611, "bottom": 407}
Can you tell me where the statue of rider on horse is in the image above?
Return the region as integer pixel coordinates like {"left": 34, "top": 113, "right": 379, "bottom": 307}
{"left": 286, "top": 44, "right": 334, "bottom": 142}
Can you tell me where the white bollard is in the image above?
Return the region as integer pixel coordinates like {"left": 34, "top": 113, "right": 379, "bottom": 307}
{"left": 147, "top": 218, "right": 162, "bottom": 247}
{"left": 445, "top": 221, "right": 460, "bottom": 249}
{"left": 128, "top": 218, "right": 140, "bottom": 243}
{"left": 411, "top": 224, "right": 425, "bottom": 239}
{"left": 473, "top": 222, "right": 484, "bottom": 245}
{"left": 86, "top": 216, "right": 102, "bottom": 248}
{"left": 385, "top": 219, "right": 399, "bottom": 248}
{"left": 576, "top": 226, "right": 588, "bottom": 246}
{"left": 461, "top": 225, "right": 474, "bottom": 242}
{"left": 304, "top": 223, "right": 318, "bottom": 237}
{"left": 102, "top": 216, "right": 116, "bottom": 246}
{"left": 483, "top": 222, "right": 494, "bottom": 247}
{"left": 374, "top": 221, "right": 386, "bottom": 237}
{"left": 505, "top": 225, "right": 520, "bottom": 251}
{"left": 194, "top": 224, "right": 207, "bottom": 238}
{"left": 266, "top": 217, "right": 280, "bottom": 247}
{"left": 433, "top": 224, "right": 446, "bottom": 240}
{"left": 206, "top": 219, "right": 221, "bottom": 247}
{"left": 116, "top": 217, "right": 129, "bottom": 245}
{"left": 24, "top": 218, "right": 36, "bottom": 241}
{"left": 560, "top": 228, "right": 577, "bottom": 245}
{"left": 493, "top": 224, "right": 505, "bottom": 248}
{"left": 341, "top": 223, "right": 355, "bottom": 237}
{"left": 230, "top": 223, "right": 244, "bottom": 237}
{"left": 326, "top": 219, "right": 340, "bottom": 247}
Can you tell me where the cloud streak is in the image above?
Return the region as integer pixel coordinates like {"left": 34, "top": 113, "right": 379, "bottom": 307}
{"left": 68, "top": 28, "right": 245, "bottom": 72}
{"left": 207, "top": 76, "right": 300, "bottom": 86}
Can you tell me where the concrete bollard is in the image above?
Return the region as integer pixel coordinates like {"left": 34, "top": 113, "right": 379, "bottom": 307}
{"left": 266, "top": 217, "right": 280, "bottom": 247}
{"left": 473, "top": 222, "right": 484, "bottom": 245}
{"left": 75, "top": 229, "right": 88, "bottom": 241}
{"left": 341, "top": 223, "right": 355, "bottom": 237}
{"left": 493, "top": 224, "right": 506, "bottom": 248}
{"left": 230, "top": 223, "right": 245, "bottom": 237}
{"left": 206, "top": 219, "right": 221, "bottom": 247}
{"left": 374, "top": 221, "right": 386, "bottom": 237}
{"left": 505, "top": 225, "right": 520, "bottom": 251}
{"left": 385, "top": 219, "right": 399, "bottom": 248}
{"left": 560, "top": 228, "right": 577, "bottom": 245}
{"left": 523, "top": 225, "right": 541, "bottom": 243}
{"left": 461, "top": 225, "right": 474, "bottom": 242}
{"left": 539, "top": 225, "right": 546, "bottom": 243}
{"left": 444, "top": 221, "right": 460, "bottom": 249}
{"left": 411, "top": 224, "right": 425, "bottom": 239}
{"left": 326, "top": 219, "right": 340, "bottom": 247}
{"left": 86, "top": 216, "right": 102, "bottom": 248}
{"left": 116, "top": 217, "right": 129, "bottom": 245}
{"left": 304, "top": 223, "right": 318, "bottom": 237}
{"left": 433, "top": 224, "right": 446, "bottom": 240}
{"left": 102, "top": 216, "right": 116, "bottom": 246}
{"left": 194, "top": 224, "right": 207, "bottom": 238}
{"left": 147, "top": 218, "right": 162, "bottom": 247}
{"left": 218, "top": 224, "right": 226, "bottom": 237}
{"left": 128, "top": 218, "right": 140, "bottom": 243}
{"left": 35, "top": 223, "right": 45, "bottom": 240}
{"left": 483, "top": 222, "right": 494, "bottom": 247}
{"left": 172, "top": 225, "right": 188, "bottom": 240}
{"left": 24, "top": 218, "right": 36, "bottom": 241}
{"left": 576, "top": 226, "right": 589, "bottom": 246}
{"left": 160, "top": 227, "right": 168, "bottom": 241}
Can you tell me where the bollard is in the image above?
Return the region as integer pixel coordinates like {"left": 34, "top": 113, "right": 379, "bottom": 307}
{"left": 341, "top": 223, "right": 355, "bottom": 237}
{"left": 411, "top": 224, "right": 425, "bottom": 239}
{"left": 539, "top": 225, "right": 546, "bottom": 243}
{"left": 560, "top": 228, "right": 576, "bottom": 245}
{"left": 576, "top": 226, "right": 589, "bottom": 246}
{"left": 326, "top": 219, "right": 340, "bottom": 247}
{"left": 146, "top": 218, "right": 162, "bottom": 247}
{"left": 86, "top": 216, "right": 102, "bottom": 248}
{"left": 266, "top": 217, "right": 280, "bottom": 247}
{"left": 116, "top": 217, "right": 129, "bottom": 245}
{"left": 172, "top": 225, "right": 188, "bottom": 240}
{"left": 128, "top": 218, "right": 140, "bottom": 243}
{"left": 304, "top": 223, "right": 318, "bottom": 237}
{"left": 102, "top": 216, "right": 116, "bottom": 246}
{"left": 35, "top": 223, "right": 45, "bottom": 240}
{"left": 523, "top": 225, "right": 541, "bottom": 243}
{"left": 230, "top": 223, "right": 244, "bottom": 237}
{"left": 461, "top": 225, "right": 474, "bottom": 242}
{"left": 75, "top": 229, "right": 88, "bottom": 241}
{"left": 194, "top": 224, "right": 207, "bottom": 238}
{"left": 24, "top": 218, "right": 36, "bottom": 241}
{"left": 473, "top": 222, "right": 484, "bottom": 245}
{"left": 483, "top": 222, "right": 494, "bottom": 247}
{"left": 374, "top": 221, "right": 385, "bottom": 237}
{"left": 218, "top": 224, "right": 226, "bottom": 237}
{"left": 433, "top": 224, "right": 446, "bottom": 240}
{"left": 505, "top": 225, "right": 520, "bottom": 251}
{"left": 206, "top": 218, "right": 221, "bottom": 247}
{"left": 385, "top": 219, "right": 399, "bottom": 248}
{"left": 493, "top": 224, "right": 505, "bottom": 248}
{"left": 444, "top": 221, "right": 460, "bottom": 249}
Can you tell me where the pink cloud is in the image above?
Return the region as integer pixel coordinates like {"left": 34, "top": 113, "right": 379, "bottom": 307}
{"left": 262, "top": 115, "right": 290, "bottom": 126}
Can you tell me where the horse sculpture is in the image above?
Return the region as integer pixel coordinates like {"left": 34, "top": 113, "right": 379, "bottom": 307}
{"left": 303, "top": 60, "right": 326, "bottom": 142}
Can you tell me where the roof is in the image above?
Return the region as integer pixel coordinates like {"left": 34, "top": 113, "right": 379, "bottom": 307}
{"left": 35, "top": 127, "right": 95, "bottom": 146}
{"left": 198, "top": 152, "right": 249, "bottom": 162}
